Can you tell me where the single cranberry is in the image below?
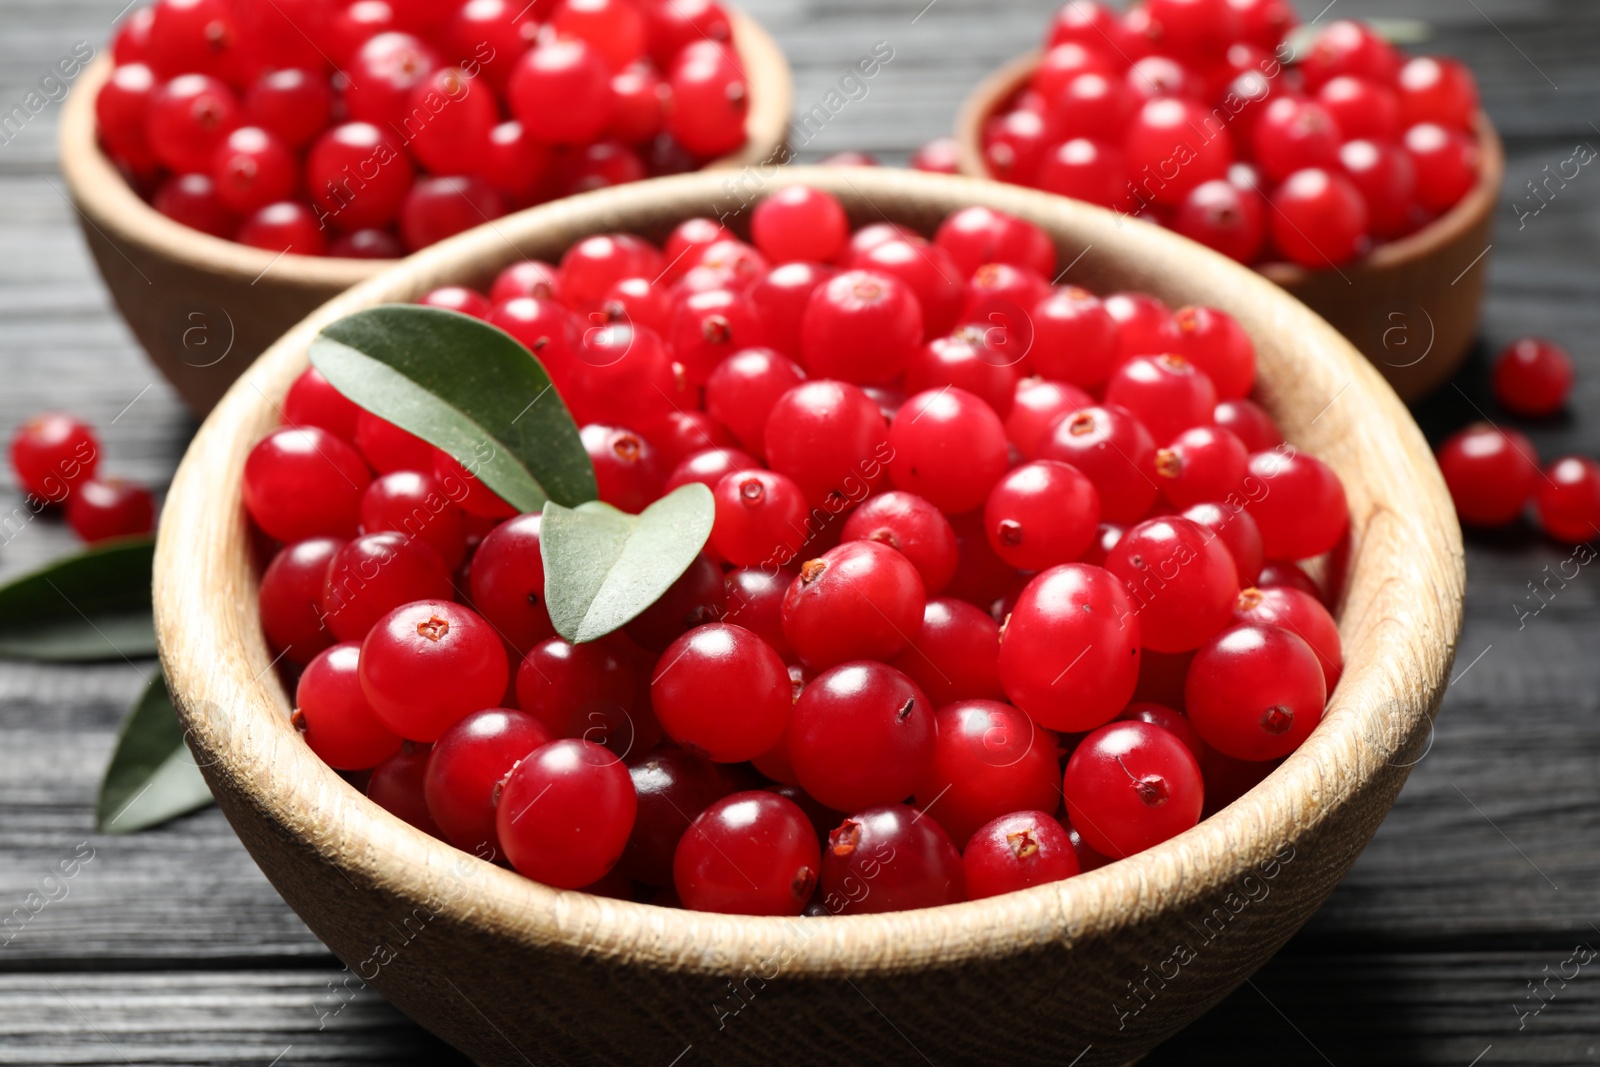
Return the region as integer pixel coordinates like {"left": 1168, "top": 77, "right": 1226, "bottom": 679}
{"left": 497, "top": 739, "right": 636, "bottom": 889}
{"left": 903, "top": 331, "right": 1020, "bottom": 419}
{"left": 65, "top": 479, "right": 155, "bottom": 543}
{"left": 1232, "top": 0, "right": 1298, "bottom": 49}
{"left": 608, "top": 62, "right": 669, "bottom": 143}
{"left": 704, "top": 348, "right": 807, "bottom": 459}
{"left": 1268, "top": 167, "right": 1368, "bottom": 268}
{"left": 424, "top": 708, "right": 552, "bottom": 855}
{"left": 359, "top": 600, "right": 508, "bottom": 742}
{"left": 296, "top": 642, "right": 404, "bottom": 771}
{"left": 367, "top": 742, "right": 441, "bottom": 835}
{"left": 418, "top": 286, "right": 492, "bottom": 320}
{"left": 1032, "top": 41, "right": 1117, "bottom": 101}
{"left": 710, "top": 470, "right": 809, "bottom": 569}
{"left": 847, "top": 237, "right": 965, "bottom": 339}
{"left": 934, "top": 206, "right": 1056, "bottom": 279}
{"left": 1034, "top": 137, "right": 1127, "bottom": 209}
{"left": 668, "top": 288, "right": 766, "bottom": 386}
{"left": 751, "top": 185, "right": 849, "bottom": 264}
{"left": 399, "top": 175, "right": 506, "bottom": 252}
{"left": 447, "top": 0, "right": 539, "bottom": 90}
{"left": 1170, "top": 306, "right": 1254, "bottom": 401}
{"left": 1104, "top": 291, "right": 1178, "bottom": 365}
{"left": 983, "top": 460, "right": 1101, "bottom": 572}
{"left": 799, "top": 270, "right": 924, "bottom": 386}
{"left": 1186, "top": 623, "right": 1326, "bottom": 761}
{"left": 839, "top": 491, "right": 959, "bottom": 595}
{"left": 887, "top": 387, "right": 1009, "bottom": 514}
{"left": 1028, "top": 287, "right": 1118, "bottom": 387}
{"left": 321, "top": 531, "right": 453, "bottom": 642}
{"left": 238, "top": 202, "right": 327, "bottom": 256}
{"left": 748, "top": 262, "right": 837, "bottom": 361}
{"left": 1403, "top": 122, "right": 1479, "bottom": 214}
{"left": 1535, "top": 456, "right": 1600, "bottom": 545}
{"left": 359, "top": 470, "right": 466, "bottom": 569}
{"left": 723, "top": 568, "right": 795, "bottom": 660}
{"left": 675, "top": 792, "right": 821, "bottom": 915}
{"left": 328, "top": 229, "right": 405, "bottom": 259}
{"left": 787, "top": 661, "right": 934, "bottom": 812}
{"left": 600, "top": 275, "right": 672, "bottom": 335}
{"left": 664, "top": 446, "right": 760, "bottom": 494}
{"left": 1174, "top": 179, "right": 1267, "bottom": 264}
{"left": 1246, "top": 448, "right": 1350, "bottom": 558}
{"left": 620, "top": 747, "right": 741, "bottom": 886}
{"left": 306, "top": 123, "right": 415, "bottom": 231}
{"left": 666, "top": 40, "right": 748, "bottom": 158}
{"left": 96, "top": 62, "right": 159, "bottom": 163}
{"left": 258, "top": 537, "right": 344, "bottom": 666}
{"left": 964, "top": 810, "right": 1081, "bottom": 900}
{"left": 915, "top": 700, "right": 1061, "bottom": 847}
{"left": 1252, "top": 96, "right": 1342, "bottom": 183}
{"left": 515, "top": 636, "right": 640, "bottom": 745}
{"left": 1006, "top": 378, "right": 1095, "bottom": 458}
{"left": 243, "top": 67, "right": 333, "bottom": 149}
{"left": 1106, "top": 516, "right": 1239, "bottom": 653}
{"left": 1317, "top": 75, "right": 1400, "bottom": 142}
{"left": 1213, "top": 398, "right": 1282, "bottom": 453}
{"left": 144, "top": 73, "right": 240, "bottom": 174}
{"left": 486, "top": 296, "right": 580, "bottom": 373}
{"left": 1300, "top": 19, "right": 1400, "bottom": 90}
{"left": 819, "top": 804, "right": 964, "bottom": 914}
{"left": 1338, "top": 138, "right": 1418, "bottom": 240}
{"left": 565, "top": 321, "right": 683, "bottom": 429}
{"left": 763, "top": 380, "right": 890, "bottom": 509}
{"left": 1106, "top": 354, "right": 1218, "bottom": 447}
{"left": 209, "top": 126, "right": 296, "bottom": 215}
{"left": 1234, "top": 585, "right": 1343, "bottom": 692}
{"left": 243, "top": 427, "right": 370, "bottom": 542}
{"left": 1123, "top": 97, "right": 1234, "bottom": 207}
{"left": 1155, "top": 425, "right": 1249, "bottom": 509}
{"left": 1063, "top": 720, "right": 1204, "bottom": 858}
{"left": 491, "top": 260, "right": 561, "bottom": 304}
{"left": 1257, "top": 560, "right": 1325, "bottom": 604}
{"left": 466, "top": 513, "right": 552, "bottom": 652}
{"left": 650, "top": 624, "right": 790, "bottom": 762}
{"left": 782, "top": 541, "right": 925, "bottom": 670}
{"left": 998, "top": 563, "right": 1141, "bottom": 732}
{"left": 433, "top": 452, "right": 515, "bottom": 521}
{"left": 1036, "top": 404, "right": 1159, "bottom": 523}
{"left": 650, "top": 413, "right": 739, "bottom": 473}
{"left": 1182, "top": 501, "right": 1265, "bottom": 585}
{"left": 1397, "top": 55, "right": 1479, "bottom": 131}
{"left": 581, "top": 424, "right": 664, "bottom": 513}
{"left": 1492, "top": 338, "right": 1573, "bottom": 418}
{"left": 891, "top": 597, "right": 1004, "bottom": 707}
{"left": 352, "top": 412, "right": 434, "bottom": 474}
{"left": 10, "top": 413, "right": 100, "bottom": 503}
{"left": 344, "top": 31, "right": 440, "bottom": 130}
{"left": 112, "top": 7, "right": 156, "bottom": 65}
{"left": 403, "top": 67, "right": 497, "bottom": 176}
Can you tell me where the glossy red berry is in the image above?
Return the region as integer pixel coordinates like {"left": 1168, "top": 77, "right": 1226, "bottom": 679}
{"left": 1246, "top": 448, "right": 1349, "bottom": 559}
{"left": 243, "top": 427, "right": 371, "bottom": 542}
{"left": 820, "top": 804, "right": 963, "bottom": 914}
{"left": 515, "top": 636, "right": 640, "bottom": 745}
{"left": 497, "top": 739, "right": 636, "bottom": 889}
{"left": 1299, "top": 19, "right": 1400, "bottom": 90}
{"left": 964, "top": 810, "right": 1081, "bottom": 900}
{"left": 839, "top": 491, "right": 959, "bottom": 595}
{"left": 259, "top": 537, "right": 344, "bottom": 665}
{"left": 1118, "top": 701, "right": 1206, "bottom": 763}
{"left": 1336, "top": 138, "right": 1417, "bottom": 240}
{"left": 915, "top": 699, "right": 1061, "bottom": 847}
{"left": 621, "top": 747, "right": 742, "bottom": 886}
{"left": 1268, "top": 167, "right": 1368, "bottom": 268}
{"left": 1107, "top": 516, "right": 1240, "bottom": 654}
{"left": 360, "top": 600, "right": 509, "bottom": 742}
{"left": 1252, "top": 96, "right": 1342, "bottom": 183}
{"left": 625, "top": 552, "right": 729, "bottom": 652}
{"left": 782, "top": 541, "right": 925, "bottom": 671}
{"left": 1036, "top": 404, "right": 1158, "bottom": 523}
{"left": 1182, "top": 501, "right": 1265, "bottom": 585}
{"left": 367, "top": 742, "right": 442, "bottom": 835}
{"left": 306, "top": 123, "right": 415, "bottom": 231}
{"left": 1492, "top": 338, "right": 1573, "bottom": 418}
{"left": 351, "top": 416, "right": 434, "bottom": 482}
{"left": 704, "top": 348, "right": 807, "bottom": 459}
{"left": 1186, "top": 623, "right": 1326, "bottom": 761}
{"left": 1535, "top": 456, "right": 1600, "bottom": 545}
{"left": 1104, "top": 291, "right": 1178, "bottom": 365}
{"left": 887, "top": 387, "right": 1009, "bottom": 514}
{"left": 1170, "top": 306, "right": 1254, "bottom": 401}
{"left": 800, "top": 270, "right": 924, "bottom": 385}
{"left": 1123, "top": 97, "right": 1234, "bottom": 207}
{"left": 1257, "top": 560, "right": 1325, "bottom": 604}
{"left": 243, "top": 67, "right": 333, "bottom": 149}
{"left": 238, "top": 201, "right": 327, "bottom": 255}
{"left": 664, "top": 446, "right": 760, "bottom": 494}
{"left": 667, "top": 288, "right": 765, "bottom": 386}
{"left": 763, "top": 380, "right": 890, "bottom": 509}
{"left": 1316, "top": 75, "right": 1400, "bottom": 142}
{"left": 10, "top": 413, "right": 100, "bottom": 503}
{"left": 1105, "top": 354, "right": 1218, "bottom": 447}
{"left": 1397, "top": 55, "right": 1479, "bottom": 131}
{"left": 321, "top": 532, "right": 453, "bottom": 642}
{"left": 1213, "top": 398, "right": 1282, "bottom": 453}
{"left": 848, "top": 238, "right": 964, "bottom": 339}
{"left": 1005, "top": 378, "right": 1094, "bottom": 458}
{"left": 711, "top": 469, "right": 810, "bottom": 568}
{"left": 423, "top": 708, "right": 552, "bottom": 855}
{"left": 295, "top": 642, "right": 403, "bottom": 771}
{"left": 934, "top": 205, "right": 1056, "bottom": 280}
{"left": 1403, "top": 123, "right": 1479, "bottom": 214}
{"left": 675, "top": 791, "right": 821, "bottom": 915}
{"left": 666, "top": 41, "right": 749, "bottom": 158}
{"left": 359, "top": 470, "right": 467, "bottom": 569}
{"left": 1027, "top": 287, "right": 1117, "bottom": 387}
{"left": 491, "top": 260, "right": 561, "bottom": 304}
{"left": 722, "top": 567, "right": 794, "bottom": 661}
{"left": 145, "top": 73, "right": 241, "bottom": 174}
{"left": 984, "top": 460, "right": 1101, "bottom": 572}
{"left": 582, "top": 424, "right": 664, "bottom": 513}
{"left": 751, "top": 185, "right": 849, "bottom": 264}
{"left": 1233, "top": 585, "right": 1343, "bottom": 692}
{"left": 748, "top": 262, "right": 836, "bottom": 361}
{"left": 651, "top": 623, "right": 790, "bottom": 762}
{"left": 788, "top": 661, "right": 935, "bottom": 812}
{"left": 65, "top": 479, "right": 156, "bottom": 543}
{"left": 890, "top": 597, "right": 1004, "bottom": 707}
{"left": 344, "top": 32, "right": 440, "bottom": 129}
{"left": 998, "top": 563, "right": 1141, "bottom": 732}
{"left": 1155, "top": 425, "right": 1249, "bottom": 508}
{"left": 399, "top": 175, "right": 506, "bottom": 252}
{"left": 1063, "top": 720, "right": 1204, "bottom": 858}
{"left": 902, "top": 330, "right": 1020, "bottom": 419}
{"left": 1174, "top": 178, "right": 1267, "bottom": 264}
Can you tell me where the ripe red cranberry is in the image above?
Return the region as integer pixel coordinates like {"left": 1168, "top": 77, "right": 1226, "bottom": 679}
{"left": 748, "top": 262, "right": 837, "bottom": 361}
{"left": 418, "top": 286, "right": 492, "bottom": 320}
{"left": 145, "top": 73, "right": 241, "bottom": 174}
{"left": 1036, "top": 404, "right": 1159, "bottom": 523}
{"left": 1155, "top": 425, "right": 1250, "bottom": 509}
{"left": 964, "top": 810, "right": 1081, "bottom": 900}
{"left": 1170, "top": 306, "right": 1254, "bottom": 401}
{"left": 914, "top": 699, "right": 1061, "bottom": 847}
{"left": 998, "top": 563, "right": 1141, "bottom": 732}
{"left": 1106, "top": 354, "right": 1218, "bottom": 447}
{"left": 1122, "top": 54, "right": 1203, "bottom": 104}
{"left": 1034, "top": 137, "right": 1127, "bottom": 208}
{"left": 97, "top": 62, "right": 159, "bottom": 165}
{"left": 723, "top": 567, "right": 794, "bottom": 661}
{"left": 423, "top": 708, "right": 552, "bottom": 856}
{"left": 763, "top": 380, "right": 890, "bottom": 509}
{"left": 1104, "top": 291, "right": 1178, "bottom": 365}
{"left": 321, "top": 531, "right": 453, "bottom": 642}
{"left": 820, "top": 804, "right": 963, "bottom": 914}
{"left": 1535, "top": 456, "right": 1600, "bottom": 545}
{"left": 1174, "top": 179, "right": 1267, "bottom": 264}
{"left": 1397, "top": 55, "right": 1479, "bottom": 131}
{"left": 666, "top": 40, "right": 749, "bottom": 158}
{"left": 565, "top": 321, "right": 683, "bottom": 429}
{"left": 367, "top": 742, "right": 441, "bottom": 835}
{"left": 10, "top": 413, "right": 99, "bottom": 503}
{"left": 1252, "top": 96, "right": 1342, "bottom": 183}
{"left": 890, "top": 597, "right": 1004, "bottom": 707}
{"left": 1182, "top": 501, "right": 1265, "bottom": 586}
{"left": 1107, "top": 516, "right": 1240, "bottom": 653}
{"left": 1046, "top": 0, "right": 1120, "bottom": 48}
{"left": 1231, "top": 0, "right": 1298, "bottom": 50}
{"left": 600, "top": 273, "right": 673, "bottom": 332}
{"left": 466, "top": 513, "right": 551, "bottom": 652}
{"left": 934, "top": 205, "right": 1056, "bottom": 279}
{"left": 1403, "top": 122, "right": 1479, "bottom": 213}
{"left": 581, "top": 425, "right": 663, "bottom": 513}
{"left": 667, "top": 288, "right": 765, "bottom": 386}
{"left": 704, "top": 348, "right": 806, "bottom": 459}
{"left": 839, "top": 491, "right": 959, "bottom": 595}
{"left": 1213, "top": 398, "right": 1282, "bottom": 453}
{"left": 260, "top": 537, "right": 344, "bottom": 665}
{"left": 788, "top": 661, "right": 935, "bottom": 813}
{"left": 515, "top": 636, "right": 640, "bottom": 744}
{"left": 112, "top": 6, "right": 156, "bottom": 65}
{"left": 1316, "top": 75, "right": 1401, "bottom": 142}
{"left": 209, "top": 126, "right": 295, "bottom": 215}
{"left": 711, "top": 470, "right": 810, "bottom": 568}
{"left": 352, "top": 412, "right": 433, "bottom": 474}
{"left": 486, "top": 296, "right": 579, "bottom": 372}
{"left": 497, "top": 739, "right": 637, "bottom": 889}
{"left": 649, "top": 412, "right": 738, "bottom": 472}
{"left": 983, "top": 460, "right": 1101, "bottom": 572}
{"left": 306, "top": 122, "right": 415, "bottom": 231}
{"left": 1299, "top": 19, "right": 1400, "bottom": 90}
{"left": 403, "top": 67, "right": 497, "bottom": 176}
{"left": 432, "top": 452, "right": 515, "bottom": 521}
{"left": 1186, "top": 623, "right": 1326, "bottom": 761}
{"left": 675, "top": 791, "right": 821, "bottom": 915}
{"left": 800, "top": 270, "right": 924, "bottom": 385}
{"left": 243, "top": 67, "right": 333, "bottom": 149}
{"left": 238, "top": 202, "right": 327, "bottom": 255}
{"left": 1257, "top": 559, "right": 1325, "bottom": 604}
{"left": 1234, "top": 585, "right": 1343, "bottom": 692}
{"left": 609, "top": 62, "right": 669, "bottom": 143}
{"left": 1123, "top": 97, "right": 1234, "bottom": 207}
{"left": 344, "top": 32, "right": 440, "bottom": 130}
{"left": 751, "top": 185, "right": 849, "bottom": 264}
{"left": 326, "top": 1, "right": 399, "bottom": 62}
{"left": 1246, "top": 448, "right": 1349, "bottom": 559}
{"left": 664, "top": 446, "right": 760, "bottom": 494}
{"left": 491, "top": 260, "right": 561, "bottom": 305}
{"left": 329, "top": 229, "right": 405, "bottom": 259}
{"left": 1006, "top": 378, "right": 1094, "bottom": 458}
{"left": 903, "top": 330, "right": 1020, "bottom": 419}
{"left": 1029, "top": 287, "right": 1118, "bottom": 388}
{"left": 295, "top": 642, "right": 403, "bottom": 771}
{"left": 1118, "top": 701, "right": 1206, "bottom": 762}
{"left": 359, "top": 470, "right": 466, "bottom": 569}
{"left": 887, "top": 387, "right": 1009, "bottom": 514}
{"left": 782, "top": 541, "right": 925, "bottom": 670}
{"left": 399, "top": 176, "right": 506, "bottom": 252}
{"left": 1146, "top": 0, "right": 1241, "bottom": 57}
{"left": 1492, "top": 338, "right": 1573, "bottom": 418}
{"left": 619, "top": 747, "right": 741, "bottom": 886}
{"left": 65, "top": 479, "right": 155, "bottom": 543}
{"left": 359, "top": 600, "right": 509, "bottom": 742}
{"left": 1268, "top": 167, "right": 1368, "bottom": 268}
{"left": 1338, "top": 138, "right": 1418, "bottom": 240}
{"left": 243, "top": 427, "right": 371, "bottom": 542}
{"left": 1063, "top": 720, "right": 1204, "bottom": 858}
{"left": 651, "top": 624, "right": 790, "bottom": 762}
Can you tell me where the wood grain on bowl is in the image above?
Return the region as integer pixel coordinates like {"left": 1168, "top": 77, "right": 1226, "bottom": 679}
{"left": 955, "top": 50, "right": 1505, "bottom": 402}
{"left": 57, "top": 9, "right": 793, "bottom": 418}
{"left": 153, "top": 168, "right": 1463, "bottom": 1067}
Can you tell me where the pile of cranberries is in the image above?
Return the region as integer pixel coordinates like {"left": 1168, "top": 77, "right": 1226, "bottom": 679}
{"left": 1439, "top": 337, "right": 1599, "bottom": 542}
{"left": 246, "top": 189, "right": 1350, "bottom": 915}
{"left": 978, "top": 0, "right": 1481, "bottom": 269}
{"left": 6, "top": 414, "right": 156, "bottom": 544}
{"left": 96, "top": 0, "right": 751, "bottom": 257}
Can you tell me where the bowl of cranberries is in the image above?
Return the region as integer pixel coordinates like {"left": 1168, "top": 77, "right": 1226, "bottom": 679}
{"left": 58, "top": 0, "right": 791, "bottom": 416}
{"left": 153, "top": 167, "right": 1462, "bottom": 1065}
{"left": 955, "top": 1, "right": 1503, "bottom": 402}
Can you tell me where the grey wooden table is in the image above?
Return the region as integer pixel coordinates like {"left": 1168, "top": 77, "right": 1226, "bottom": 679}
{"left": 2, "top": 0, "right": 1598, "bottom": 1063}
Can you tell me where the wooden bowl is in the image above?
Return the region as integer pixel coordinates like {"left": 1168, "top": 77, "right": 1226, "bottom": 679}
{"left": 955, "top": 51, "right": 1504, "bottom": 401}
{"left": 57, "top": 10, "right": 793, "bottom": 417}
{"left": 154, "top": 167, "right": 1464, "bottom": 1067}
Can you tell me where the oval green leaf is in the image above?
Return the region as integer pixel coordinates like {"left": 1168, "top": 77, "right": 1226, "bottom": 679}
{"left": 96, "top": 668, "right": 214, "bottom": 834}
{"left": 541, "top": 484, "right": 716, "bottom": 644}
{"left": 310, "top": 304, "right": 596, "bottom": 511}
{"left": 0, "top": 536, "right": 156, "bottom": 661}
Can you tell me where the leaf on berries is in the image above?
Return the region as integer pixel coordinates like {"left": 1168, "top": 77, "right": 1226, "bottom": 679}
{"left": 542, "top": 483, "right": 716, "bottom": 644}
{"left": 310, "top": 304, "right": 596, "bottom": 512}
{"left": 0, "top": 536, "right": 156, "bottom": 661}
{"left": 95, "top": 667, "right": 214, "bottom": 834}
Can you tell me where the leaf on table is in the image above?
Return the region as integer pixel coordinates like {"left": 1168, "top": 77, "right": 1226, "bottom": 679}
{"left": 0, "top": 536, "right": 156, "bottom": 661}
{"left": 542, "top": 483, "right": 716, "bottom": 644}
{"left": 96, "top": 667, "right": 214, "bottom": 835}
{"left": 309, "top": 303, "right": 596, "bottom": 513}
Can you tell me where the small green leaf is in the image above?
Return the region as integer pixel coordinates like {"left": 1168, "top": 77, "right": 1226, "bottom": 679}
{"left": 0, "top": 537, "right": 155, "bottom": 661}
{"left": 542, "top": 484, "right": 716, "bottom": 644}
{"left": 310, "top": 304, "right": 596, "bottom": 512}
{"left": 96, "top": 668, "right": 214, "bottom": 834}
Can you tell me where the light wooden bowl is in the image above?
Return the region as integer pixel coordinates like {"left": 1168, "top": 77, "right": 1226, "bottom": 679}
{"left": 154, "top": 167, "right": 1464, "bottom": 1067}
{"left": 955, "top": 51, "right": 1504, "bottom": 401}
{"left": 58, "top": 10, "right": 793, "bottom": 416}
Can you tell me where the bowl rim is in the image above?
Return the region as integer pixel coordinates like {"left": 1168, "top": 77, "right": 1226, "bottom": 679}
{"left": 952, "top": 47, "right": 1506, "bottom": 282}
{"left": 154, "top": 166, "right": 1463, "bottom": 978}
{"left": 59, "top": 6, "right": 794, "bottom": 284}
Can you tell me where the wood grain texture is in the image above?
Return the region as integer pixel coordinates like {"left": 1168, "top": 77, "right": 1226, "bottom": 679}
{"left": 150, "top": 166, "right": 1462, "bottom": 1066}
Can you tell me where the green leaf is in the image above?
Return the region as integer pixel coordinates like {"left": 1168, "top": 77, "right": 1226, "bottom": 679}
{"left": 542, "top": 484, "right": 716, "bottom": 644}
{"left": 96, "top": 668, "right": 214, "bottom": 834}
{"left": 310, "top": 304, "right": 596, "bottom": 512}
{"left": 0, "top": 537, "right": 156, "bottom": 661}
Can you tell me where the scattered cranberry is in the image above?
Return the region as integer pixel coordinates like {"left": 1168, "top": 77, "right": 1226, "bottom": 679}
{"left": 65, "top": 479, "right": 156, "bottom": 542}
{"left": 1535, "top": 456, "right": 1600, "bottom": 545}
{"left": 1437, "top": 424, "right": 1539, "bottom": 527}
{"left": 1492, "top": 338, "right": 1574, "bottom": 418}
{"left": 10, "top": 413, "right": 100, "bottom": 503}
